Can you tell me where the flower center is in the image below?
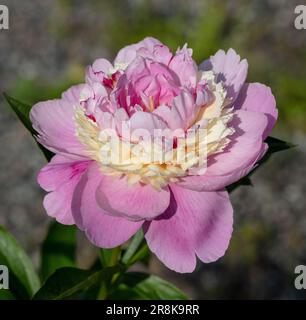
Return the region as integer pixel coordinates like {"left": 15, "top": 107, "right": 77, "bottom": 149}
{"left": 75, "top": 71, "right": 234, "bottom": 190}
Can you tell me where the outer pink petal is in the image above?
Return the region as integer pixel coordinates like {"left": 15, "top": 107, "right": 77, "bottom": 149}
{"left": 178, "top": 110, "right": 269, "bottom": 191}
{"left": 206, "top": 110, "right": 268, "bottom": 175}
{"left": 234, "top": 83, "right": 278, "bottom": 138}
{"left": 61, "top": 84, "right": 85, "bottom": 104}
{"left": 114, "top": 37, "right": 162, "bottom": 66}
{"left": 144, "top": 186, "right": 233, "bottom": 273}
{"left": 180, "top": 143, "right": 268, "bottom": 192}
{"left": 96, "top": 175, "right": 170, "bottom": 221}
{"left": 30, "top": 98, "right": 87, "bottom": 158}
{"left": 137, "top": 43, "right": 173, "bottom": 65}
{"left": 38, "top": 155, "right": 91, "bottom": 225}
{"left": 200, "top": 48, "right": 248, "bottom": 102}
{"left": 71, "top": 163, "right": 143, "bottom": 248}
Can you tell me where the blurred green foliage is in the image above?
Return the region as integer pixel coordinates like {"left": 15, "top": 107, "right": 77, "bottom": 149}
{"left": 10, "top": 0, "right": 306, "bottom": 131}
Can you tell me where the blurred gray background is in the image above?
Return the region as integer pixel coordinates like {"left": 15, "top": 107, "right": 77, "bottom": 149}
{"left": 1, "top": 0, "right": 306, "bottom": 299}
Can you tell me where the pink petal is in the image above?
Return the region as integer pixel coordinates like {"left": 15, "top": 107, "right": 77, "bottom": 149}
{"left": 181, "top": 143, "right": 268, "bottom": 192}
{"left": 85, "top": 58, "right": 113, "bottom": 85}
{"left": 169, "top": 45, "right": 198, "bottom": 88}
{"left": 30, "top": 98, "right": 87, "bottom": 158}
{"left": 234, "top": 83, "right": 278, "bottom": 138}
{"left": 92, "top": 58, "right": 113, "bottom": 73}
{"left": 178, "top": 109, "right": 269, "bottom": 191}
{"left": 207, "top": 110, "right": 268, "bottom": 174}
{"left": 38, "top": 155, "right": 91, "bottom": 225}
{"left": 138, "top": 43, "right": 173, "bottom": 65}
{"left": 71, "top": 163, "right": 143, "bottom": 248}
{"left": 61, "top": 84, "right": 85, "bottom": 104}
{"left": 153, "top": 90, "right": 198, "bottom": 130}
{"left": 129, "top": 111, "right": 168, "bottom": 134}
{"left": 114, "top": 37, "right": 162, "bottom": 66}
{"left": 200, "top": 48, "right": 248, "bottom": 102}
{"left": 144, "top": 185, "right": 233, "bottom": 273}
{"left": 96, "top": 175, "right": 170, "bottom": 221}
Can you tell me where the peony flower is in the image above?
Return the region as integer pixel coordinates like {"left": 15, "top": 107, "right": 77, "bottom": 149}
{"left": 30, "top": 37, "right": 278, "bottom": 273}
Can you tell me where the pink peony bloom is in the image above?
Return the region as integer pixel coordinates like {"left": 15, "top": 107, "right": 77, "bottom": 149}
{"left": 31, "top": 37, "right": 278, "bottom": 273}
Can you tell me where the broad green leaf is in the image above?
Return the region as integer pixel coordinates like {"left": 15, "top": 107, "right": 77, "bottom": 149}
{"left": 3, "top": 93, "right": 53, "bottom": 160}
{"left": 33, "top": 266, "right": 122, "bottom": 300}
{"left": 109, "top": 272, "right": 188, "bottom": 300}
{"left": 41, "top": 222, "right": 77, "bottom": 281}
{"left": 0, "top": 226, "right": 40, "bottom": 299}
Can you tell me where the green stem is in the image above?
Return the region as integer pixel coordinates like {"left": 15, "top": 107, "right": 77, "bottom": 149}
{"left": 99, "top": 246, "right": 121, "bottom": 267}
{"left": 98, "top": 232, "right": 150, "bottom": 299}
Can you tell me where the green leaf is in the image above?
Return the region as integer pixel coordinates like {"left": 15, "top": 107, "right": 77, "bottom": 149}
{"left": 109, "top": 272, "right": 188, "bottom": 300}
{"left": 0, "top": 226, "right": 40, "bottom": 299}
{"left": 33, "top": 266, "right": 122, "bottom": 300}
{"left": 120, "top": 230, "right": 150, "bottom": 267}
{"left": 227, "top": 176, "right": 253, "bottom": 193}
{"left": 122, "top": 230, "right": 145, "bottom": 265}
{"left": 0, "top": 289, "right": 16, "bottom": 300}
{"left": 3, "top": 93, "right": 53, "bottom": 160}
{"left": 97, "top": 248, "right": 124, "bottom": 299}
{"left": 3, "top": 93, "right": 34, "bottom": 134}
{"left": 227, "top": 136, "right": 294, "bottom": 193}
{"left": 125, "top": 243, "right": 150, "bottom": 267}
{"left": 41, "top": 222, "right": 77, "bottom": 281}
{"left": 265, "top": 136, "right": 295, "bottom": 153}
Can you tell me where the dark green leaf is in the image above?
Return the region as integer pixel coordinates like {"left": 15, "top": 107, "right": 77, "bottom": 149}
{"left": 265, "top": 136, "right": 295, "bottom": 153}
{"left": 89, "top": 258, "right": 104, "bottom": 271}
{"left": 41, "top": 222, "right": 77, "bottom": 281}
{"left": 33, "top": 266, "right": 122, "bottom": 300}
{"left": 227, "top": 176, "right": 253, "bottom": 193}
{"left": 0, "top": 226, "right": 40, "bottom": 299}
{"left": 3, "top": 93, "right": 53, "bottom": 160}
{"left": 0, "top": 289, "right": 16, "bottom": 300}
{"left": 3, "top": 93, "right": 34, "bottom": 134}
{"left": 109, "top": 272, "right": 188, "bottom": 300}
